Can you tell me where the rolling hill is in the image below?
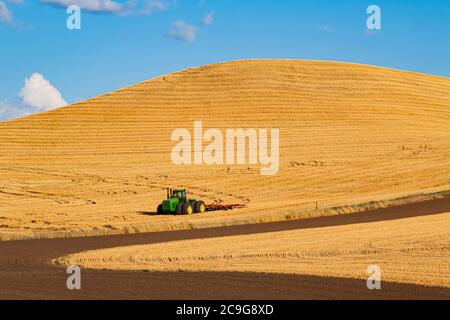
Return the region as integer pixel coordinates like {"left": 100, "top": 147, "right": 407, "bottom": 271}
{"left": 1, "top": 59, "right": 450, "bottom": 240}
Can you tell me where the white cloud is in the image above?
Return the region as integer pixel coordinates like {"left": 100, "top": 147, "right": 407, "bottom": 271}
{"left": 168, "top": 11, "right": 215, "bottom": 43}
{"left": 1, "top": 73, "right": 67, "bottom": 121}
{"left": 42, "top": 0, "right": 124, "bottom": 13}
{"left": 3, "top": 0, "right": 169, "bottom": 27}
{"left": 122, "top": 0, "right": 168, "bottom": 16}
{"left": 19, "top": 73, "right": 67, "bottom": 111}
{"left": 0, "top": 1, "right": 13, "bottom": 24}
{"left": 41, "top": 0, "right": 169, "bottom": 15}
{"left": 168, "top": 20, "right": 197, "bottom": 43}
{"left": 141, "top": 0, "right": 167, "bottom": 14}
{"left": 201, "top": 11, "right": 213, "bottom": 25}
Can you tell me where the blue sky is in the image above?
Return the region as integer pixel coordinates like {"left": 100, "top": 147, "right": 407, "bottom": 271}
{"left": 1, "top": 0, "right": 449, "bottom": 120}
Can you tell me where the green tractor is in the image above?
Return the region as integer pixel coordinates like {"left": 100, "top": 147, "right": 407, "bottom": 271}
{"left": 157, "top": 188, "right": 206, "bottom": 215}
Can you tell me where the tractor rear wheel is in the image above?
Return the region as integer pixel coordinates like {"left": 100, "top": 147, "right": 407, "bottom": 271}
{"left": 176, "top": 203, "right": 183, "bottom": 215}
{"left": 157, "top": 204, "right": 163, "bottom": 214}
{"left": 182, "top": 203, "right": 193, "bottom": 215}
{"left": 194, "top": 201, "right": 206, "bottom": 213}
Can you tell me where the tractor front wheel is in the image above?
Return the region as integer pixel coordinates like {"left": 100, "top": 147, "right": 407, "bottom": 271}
{"left": 194, "top": 201, "right": 206, "bottom": 214}
{"left": 182, "top": 203, "right": 193, "bottom": 215}
{"left": 157, "top": 204, "right": 163, "bottom": 214}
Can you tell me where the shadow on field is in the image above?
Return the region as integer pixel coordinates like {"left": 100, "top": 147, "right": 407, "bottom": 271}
{"left": 137, "top": 210, "right": 166, "bottom": 216}
{"left": 2, "top": 267, "right": 449, "bottom": 299}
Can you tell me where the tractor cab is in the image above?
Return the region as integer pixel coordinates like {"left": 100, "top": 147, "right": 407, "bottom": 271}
{"left": 170, "top": 189, "right": 187, "bottom": 200}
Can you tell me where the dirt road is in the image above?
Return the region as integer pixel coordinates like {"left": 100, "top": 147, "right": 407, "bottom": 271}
{"left": 1, "top": 197, "right": 450, "bottom": 299}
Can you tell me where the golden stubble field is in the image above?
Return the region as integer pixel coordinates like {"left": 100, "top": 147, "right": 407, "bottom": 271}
{"left": 58, "top": 212, "right": 450, "bottom": 288}
{"left": 1, "top": 60, "right": 450, "bottom": 240}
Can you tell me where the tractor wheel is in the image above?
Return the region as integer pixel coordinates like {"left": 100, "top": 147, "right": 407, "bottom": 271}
{"left": 182, "top": 203, "right": 193, "bottom": 215}
{"left": 176, "top": 203, "right": 183, "bottom": 215}
{"left": 157, "top": 204, "right": 163, "bottom": 214}
{"left": 194, "top": 201, "right": 206, "bottom": 214}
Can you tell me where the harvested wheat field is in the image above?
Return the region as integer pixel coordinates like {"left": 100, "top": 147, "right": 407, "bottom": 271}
{"left": 1, "top": 59, "right": 450, "bottom": 240}
{"left": 58, "top": 212, "right": 450, "bottom": 288}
